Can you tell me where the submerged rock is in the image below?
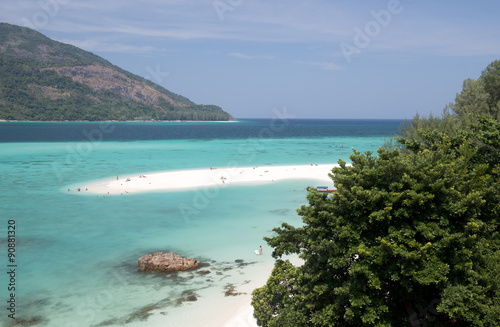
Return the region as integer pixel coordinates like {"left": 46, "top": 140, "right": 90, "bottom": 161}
{"left": 176, "top": 292, "right": 198, "bottom": 304}
{"left": 138, "top": 252, "right": 201, "bottom": 273}
{"left": 124, "top": 304, "right": 158, "bottom": 323}
{"left": 7, "top": 316, "right": 44, "bottom": 326}
{"left": 223, "top": 283, "right": 247, "bottom": 297}
{"left": 197, "top": 270, "right": 211, "bottom": 275}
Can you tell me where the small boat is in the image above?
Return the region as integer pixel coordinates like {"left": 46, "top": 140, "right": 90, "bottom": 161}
{"left": 307, "top": 186, "right": 336, "bottom": 193}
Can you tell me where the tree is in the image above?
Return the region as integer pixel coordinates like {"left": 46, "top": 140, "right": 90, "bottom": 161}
{"left": 451, "top": 78, "right": 492, "bottom": 123}
{"left": 399, "top": 60, "right": 500, "bottom": 141}
{"left": 252, "top": 118, "right": 500, "bottom": 326}
{"left": 398, "top": 107, "right": 458, "bottom": 146}
{"left": 480, "top": 60, "right": 500, "bottom": 111}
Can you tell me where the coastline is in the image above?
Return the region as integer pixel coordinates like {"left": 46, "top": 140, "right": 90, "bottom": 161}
{"left": 68, "top": 164, "right": 335, "bottom": 326}
{"left": 0, "top": 119, "right": 238, "bottom": 123}
{"left": 72, "top": 164, "right": 339, "bottom": 195}
{"left": 220, "top": 256, "right": 304, "bottom": 327}
{"left": 4, "top": 119, "right": 399, "bottom": 327}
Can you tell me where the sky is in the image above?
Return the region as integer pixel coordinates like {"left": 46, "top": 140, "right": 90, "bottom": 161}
{"left": 1, "top": 1, "right": 500, "bottom": 119}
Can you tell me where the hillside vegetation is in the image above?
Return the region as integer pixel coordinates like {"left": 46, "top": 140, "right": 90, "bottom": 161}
{"left": 0, "top": 23, "right": 233, "bottom": 121}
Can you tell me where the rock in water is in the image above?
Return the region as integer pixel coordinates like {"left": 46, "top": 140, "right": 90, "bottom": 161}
{"left": 138, "top": 252, "right": 200, "bottom": 273}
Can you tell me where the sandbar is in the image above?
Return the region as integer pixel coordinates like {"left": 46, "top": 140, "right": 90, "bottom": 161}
{"left": 76, "top": 164, "right": 340, "bottom": 195}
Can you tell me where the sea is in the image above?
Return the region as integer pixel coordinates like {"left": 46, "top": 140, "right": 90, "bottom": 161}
{"left": 0, "top": 118, "right": 404, "bottom": 327}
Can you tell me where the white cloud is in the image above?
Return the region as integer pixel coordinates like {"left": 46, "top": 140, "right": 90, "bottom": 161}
{"left": 1, "top": 0, "right": 500, "bottom": 58}
{"left": 1, "top": 0, "right": 354, "bottom": 42}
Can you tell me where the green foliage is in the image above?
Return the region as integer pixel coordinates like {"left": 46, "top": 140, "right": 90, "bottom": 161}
{"left": 252, "top": 118, "right": 500, "bottom": 326}
{"left": 0, "top": 23, "right": 233, "bottom": 121}
{"left": 0, "top": 22, "right": 112, "bottom": 67}
{"left": 252, "top": 260, "right": 309, "bottom": 327}
{"left": 480, "top": 60, "right": 500, "bottom": 111}
{"left": 398, "top": 108, "right": 459, "bottom": 146}
{"left": 452, "top": 78, "right": 496, "bottom": 123}
{"left": 400, "top": 59, "right": 500, "bottom": 141}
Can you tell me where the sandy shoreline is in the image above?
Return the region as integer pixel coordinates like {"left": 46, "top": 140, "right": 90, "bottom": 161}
{"left": 69, "top": 165, "right": 336, "bottom": 325}
{"left": 73, "top": 164, "right": 339, "bottom": 195}
{"left": 220, "top": 256, "right": 304, "bottom": 327}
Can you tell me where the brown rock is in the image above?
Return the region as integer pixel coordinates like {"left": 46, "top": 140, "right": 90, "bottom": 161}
{"left": 197, "top": 270, "right": 211, "bottom": 275}
{"left": 138, "top": 252, "right": 200, "bottom": 273}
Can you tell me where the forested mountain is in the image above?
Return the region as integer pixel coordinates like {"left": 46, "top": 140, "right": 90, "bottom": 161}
{"left": 0, "top": 23, "right": 233, "bottom": 121}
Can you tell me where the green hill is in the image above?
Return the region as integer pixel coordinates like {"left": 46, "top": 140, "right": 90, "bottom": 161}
{"left": 0, "top": 23, "right": 233, "bottom": 121}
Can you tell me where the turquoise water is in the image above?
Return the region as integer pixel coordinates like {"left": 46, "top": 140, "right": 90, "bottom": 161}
{"left": 0, "top": 119, "right": 402, "bottom": 326}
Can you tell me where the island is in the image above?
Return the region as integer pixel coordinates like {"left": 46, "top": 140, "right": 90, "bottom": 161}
{"left": 0, "top": 23, "right": 233, "bottom": 121}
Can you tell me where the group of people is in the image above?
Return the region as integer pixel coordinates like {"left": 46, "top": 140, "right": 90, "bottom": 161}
{"left": 68, "top": 188, "right": 88, "bottom": 192}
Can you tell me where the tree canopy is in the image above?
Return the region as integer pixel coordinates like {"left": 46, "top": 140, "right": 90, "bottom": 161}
{"left": 400, "top": 60, "right": 500, "bottom": 142}
{"left": 252, "top": 60, "right": 500, "bottom": 326}
{"left": 252, "top": 117, "right": 500, "bottom": 326}
{"left": 480, "top": 60, "right": 500, "bottom": 112}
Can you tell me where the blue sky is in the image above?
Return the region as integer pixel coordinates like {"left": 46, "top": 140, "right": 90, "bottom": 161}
{"left": 1, "top": 1, "right": 500, "bottom": 119}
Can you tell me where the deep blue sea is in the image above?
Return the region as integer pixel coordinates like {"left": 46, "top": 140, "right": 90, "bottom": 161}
{"left": 0, "top": 119, "right": 403, "bottom": 327}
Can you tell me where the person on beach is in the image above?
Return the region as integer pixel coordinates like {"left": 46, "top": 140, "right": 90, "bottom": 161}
{"left": 259, "top": 246, "right": 263, "bottom": 255}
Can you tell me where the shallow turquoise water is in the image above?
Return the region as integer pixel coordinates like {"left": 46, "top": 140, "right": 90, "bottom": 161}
{"left": 0, "top": 120, "right": 401, "bottom": 326}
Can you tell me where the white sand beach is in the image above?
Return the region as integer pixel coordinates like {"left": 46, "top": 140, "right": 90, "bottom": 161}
{"left": 71, "top": 164, "right": 338, "bottom": 326}
{"left": 77, "top": 163, "right": 340, "bottom": 195}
